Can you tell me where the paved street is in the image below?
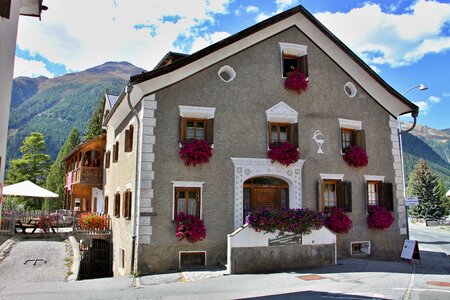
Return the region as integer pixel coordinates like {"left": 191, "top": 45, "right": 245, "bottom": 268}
{"left": 0, "top": 223, "right": 449, "bottom": 299}
{"left": 409, "top": 222, "right": 450, "bottom": 255}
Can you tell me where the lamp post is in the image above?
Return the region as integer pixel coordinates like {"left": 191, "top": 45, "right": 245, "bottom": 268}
{"left": 399, "top": 84, "right": 428, "bottom": 239}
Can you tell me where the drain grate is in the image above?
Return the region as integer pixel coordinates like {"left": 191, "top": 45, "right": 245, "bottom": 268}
{"left": 298, "top": 274, "right": 325, "bottom": 281}
{"left": 24, "top": 259, "right": 47, "bottom": 266}
{"left": 427, "top": 281, "right": 450, "bottom": 287}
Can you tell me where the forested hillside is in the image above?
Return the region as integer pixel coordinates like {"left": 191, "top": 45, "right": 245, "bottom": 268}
{"left": 6, "top": 62, "right": 145, "bottom": 169}
{"left": 402, "top": 124, "right": 450, "bottom": 189}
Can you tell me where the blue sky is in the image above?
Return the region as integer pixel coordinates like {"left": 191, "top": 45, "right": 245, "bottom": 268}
{"left": 14, "top": 0, "right": 450, "bottom": 129}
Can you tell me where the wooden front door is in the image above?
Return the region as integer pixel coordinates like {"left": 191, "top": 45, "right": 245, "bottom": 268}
{"left": 252, "top": 188, "right": 278, "bottom": 209}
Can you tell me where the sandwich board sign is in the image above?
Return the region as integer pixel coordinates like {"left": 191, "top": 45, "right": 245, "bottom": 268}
{"left": 401, "top": 239, "right": 420, "bottom": 263}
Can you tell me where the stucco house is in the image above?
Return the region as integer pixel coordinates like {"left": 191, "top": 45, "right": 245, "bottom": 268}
{"left": 103, "top": 5, "right": 418, "bottom": 276}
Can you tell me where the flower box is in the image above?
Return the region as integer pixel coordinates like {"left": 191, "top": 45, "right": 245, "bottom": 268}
{"left": 175, "top": 212, "right": 206, "bottom": 243}
{"left": 284, "top": 69, "right": 308, "bottom": 94}
{"left": 343, "top": 146, "right": 368, "bottom": 167}
{"left": 324, "top": 207, "right": 352, "bottom": 234}
{"left": 267, "top": 141, "right": 299, "bottom": 166}
{"left": 367, "top": 205, "right": 394, "bottom": 230}
{"left": 179, "top": 138, "right": 212, "bottom": 166}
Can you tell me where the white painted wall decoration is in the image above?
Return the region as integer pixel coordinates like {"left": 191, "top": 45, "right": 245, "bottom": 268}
{"left": 313, "top": 130, "right": 325, "bottom": 154}
{"left": 231, "top": 158, "right": 305, "bottom": 230}
{"left": 218, "top": 65, "right": 236, "bottom": 82}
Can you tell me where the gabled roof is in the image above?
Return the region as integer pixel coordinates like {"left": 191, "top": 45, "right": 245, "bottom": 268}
{"left": 153, "top": 51, "right": 188, "bottom": 70}
{"left": 106, "top": 5, "right": 418, "bottom": 128}
{"left": 62, "top": 133, "right": 106, "bottom": 162}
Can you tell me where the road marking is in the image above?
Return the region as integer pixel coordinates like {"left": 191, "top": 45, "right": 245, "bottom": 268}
{"left": 403, "top": 261, "right": 416, "bottom": 300}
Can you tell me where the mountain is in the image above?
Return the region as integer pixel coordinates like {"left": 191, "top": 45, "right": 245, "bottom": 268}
{"left": 7, "top": 61, "right": 146, "bottom": 169}
{"left": 402, "top": 123, "right": 450, "bottom": 190}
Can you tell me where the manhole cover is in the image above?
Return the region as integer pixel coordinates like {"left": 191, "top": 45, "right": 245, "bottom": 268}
{"left": 298, "top": 274, "right": 324, "bottom": 281}
{"left": 427, "top": 281, "right": 450, "bottom": 287}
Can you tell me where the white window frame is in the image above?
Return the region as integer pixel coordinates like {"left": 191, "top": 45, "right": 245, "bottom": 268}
{"left": 179, "top": 106, "right": 216, "bottom": 147}
{"left": 364, "top": 175, "right": 385, "bottom": 207}
{"left": 171, "top": 181, "right": 204, "bottom": 220}
{"left": 279, "top": 42, "right": 308, "bottom": 79}
{"left": 338, "top": 118, "right": 362, "bottom": 154}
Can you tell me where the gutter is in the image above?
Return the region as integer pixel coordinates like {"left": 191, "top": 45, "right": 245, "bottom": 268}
{"left": 399, "top": 109, "right": 419, "bottom": 135}
{"left": 125, "top": 83, "right": 141, "bottom": 275}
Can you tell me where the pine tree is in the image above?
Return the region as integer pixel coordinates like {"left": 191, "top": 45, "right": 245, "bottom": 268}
{"left": 45, "top": 128, "right": 81, "bottom": 210}
{"left": 407, "top": 159, "right": 445, "bottom": 219}
{"left": 84, "top": 95, "right": 106, "bottom": 141}
{"left": 6, "top": 132, "right": 51, "bottom": 209}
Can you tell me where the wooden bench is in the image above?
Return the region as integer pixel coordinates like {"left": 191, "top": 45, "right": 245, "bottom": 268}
{"left": 15, "top": 220, "right": 38, "bottom": 234}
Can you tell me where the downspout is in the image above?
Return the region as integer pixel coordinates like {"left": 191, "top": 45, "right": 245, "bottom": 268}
{"left": 125, "top": 83, "right": 140, "bottom": 275}
{"left": 399, "top": 110, "right": 419, "bottom": 135}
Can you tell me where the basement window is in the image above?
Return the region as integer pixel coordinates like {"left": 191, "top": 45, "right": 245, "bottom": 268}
{"left": 179, "top": 251, "right": 206, "bottom": 269}
{"left": 351, "top": 241, "right": 371, "bottom": 256}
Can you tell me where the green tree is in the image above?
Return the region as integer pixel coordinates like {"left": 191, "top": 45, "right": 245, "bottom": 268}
{"left": 45, "top": 128, "right": 81, "bottom": 210}
{"left": 437, "top": 179, "right": 449, "bottom": 215}
{"left": 83, "top": 95, "right": 105, "bottom": 141}
{"left": 407, "top": 159, "right": 446, "bottom": 219}
{"left": 6, "top": 132, "right": 51, "bottom": 209}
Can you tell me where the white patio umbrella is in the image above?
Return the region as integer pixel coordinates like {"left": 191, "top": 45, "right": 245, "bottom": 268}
{"left": 2, "top": 180, "right": 58, "bottom": 198}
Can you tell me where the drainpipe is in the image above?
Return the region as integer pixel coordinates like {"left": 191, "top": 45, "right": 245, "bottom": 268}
{"left": 125, "top": 83, "right": 140, "bottom": 275}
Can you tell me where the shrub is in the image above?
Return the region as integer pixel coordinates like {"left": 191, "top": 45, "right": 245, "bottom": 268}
{"left": 367, "top": 205, "right": 394, "bottom": 230}
{"left": 39, "top": 214, "right": 56, "bottom": 233}
{"left": 343, "top": 146, "right": 368, "bottom": 167}
{"left": 284, "top": 69, "right": 308, "bottom": 94}
{"left": 324, "top": 207, "right": 353, "bottom": 234}
{"left": 79, "top": 213, "right": 107, "bottom": 230}
{"left": 179, "top": 138, "right": 212, "bottom": 166}
{"left": 175, "top": 212, "right": 206, "bottom": 243}
{"left": 246, "top": 207, "right": 323, "bottom": 235}
{"left": 267, "top": 141, "right": 299, "bottom": 166}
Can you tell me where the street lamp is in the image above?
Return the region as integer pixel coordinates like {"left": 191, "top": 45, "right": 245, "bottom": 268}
{"left": 399, "top": 84, "right": 428, "bottom": 239}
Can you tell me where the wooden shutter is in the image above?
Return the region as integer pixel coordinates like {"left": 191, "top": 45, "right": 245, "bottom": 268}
{"left": 383, "top": 182, "right": 394, "bottom": 211}
{"left": 105, "top": 152, "right": 110, "bottom": 168}
{"left": 124, "top": 129, "right": 130, "bottom": 152}
{"left": 365, "top": 181, "right": 369, "bottom": 213}
{"left": 340, "top": 181, "right": 352, "bottom": 212}
{"left": 0, "top": 0, "right": 11, "bottom": 19}
{"left": 299, "top": 55, "right": 309, "bottom": 77}
{"left": 195, "top": 188, "right": 201, "bottom": 217}
{"left": 288, "top": 123, "right": 299, "bottom": 148}
{"left": 317, "top": 181, "right": 324, "bottom": 212}
{"left": 354, "top": 130, "right": 366, "bottom": 151}
{"left": 206, "top": 118, "right": 214, "bottom": 144}
{"left": 180, "top": 117, "right": 186, "bottom": 142}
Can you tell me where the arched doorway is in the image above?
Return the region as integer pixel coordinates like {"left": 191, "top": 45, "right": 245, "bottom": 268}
{"left": 243, "top": 176, "right": 289, "bottom": 218}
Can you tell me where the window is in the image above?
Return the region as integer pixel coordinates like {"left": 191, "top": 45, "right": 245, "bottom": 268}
{"left": 104, "top": 196, "right": 109, "bottom": 214}
{"left": 114, "top": 193, "right": 120, "bottom": 217}
{"left": 365, "top": 179, "right": 393, "bottom": 211}
{"left": 179, "top": 106, "right": 215, "bottom": 145}
{"left": 0, "top": 0, "right": 11, "bottom": 19}
{"left": 318, "top": 175, "right": 351, "bottom": 213}
{"left": 123, "top": 190, "right": 132, "bottom": 220}
{"left": 266, "top": 102, "right": 299, "bottom": 147}
{"left": 124, "top": 125, "right": 134, "bottom": 152}
{"left": 279, "top": 43, "right": 308, "bottom": 78}
{"left": 338, "top": 119, "right": 365, "bottom": 153}
{"left": 179, "top": 252, "right": 206, "bottom": 268}
{"left": 174, "top": 187, "right": 200, "bottom": 219}
{"left": 270, "top": 123, "right": 289, "bottom": 144}
{"left": 113, "top": 142, "right": 119, "bottom": 163}
{"left": 105, "top": 151, "right": 111, "bottom": 168}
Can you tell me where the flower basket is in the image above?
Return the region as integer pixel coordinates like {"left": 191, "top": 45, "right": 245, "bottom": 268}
{"left": 246, "top": 208, "right": 323, "bottom": 235}
{"left": 179, "top": 138, "right": 212, "bottom": 166}
{"left": 175, "top": 212, "right": 206, "bottom": 243}
{"left": 267, "top": 141, "right": 299, "bottom": 166}
{"left": 79, "top": 213, "right": 107, "bottom": 230}
{"left": 367, "top": 205, "right": 394, "bottom": 230}
{"left": 38, "top": 214, "right": 56, "bottom": 233}
{"left": 284, "top": 69, "right": 308, "bottom": 94}
{"left": 343, "top": 146, "right": 368, "bottom": 167}
{"left": 324, "top": 207, "right": 353, "bottom": 234}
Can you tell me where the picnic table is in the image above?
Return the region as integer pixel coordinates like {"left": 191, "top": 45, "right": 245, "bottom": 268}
{"left": 15, "top": 218, "right": 57, "bottom": 234}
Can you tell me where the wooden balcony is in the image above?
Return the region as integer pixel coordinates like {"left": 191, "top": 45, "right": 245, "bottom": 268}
{"left": 65, "top": 166, "right": 103, "bottom": 188}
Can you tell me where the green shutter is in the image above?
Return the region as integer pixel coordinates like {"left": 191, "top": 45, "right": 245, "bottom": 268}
{"left": 383, "top": 182, "right": 394, "bottom": 211}
{"left": 206, "top": 118, "right": 214, "bottom": 145}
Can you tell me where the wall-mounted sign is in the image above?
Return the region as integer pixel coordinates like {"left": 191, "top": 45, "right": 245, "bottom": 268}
{"left": 269, "top": 233, "right": 302, "bottom": 246}
{"left": 313, "top": 130, "right": 325, "bottom": 154}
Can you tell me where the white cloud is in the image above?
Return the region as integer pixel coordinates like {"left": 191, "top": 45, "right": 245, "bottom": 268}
{"left": 414, "top": 101, "right": 429, "bottom": 115}
{"left": 16, "top": 0, "right": 233, "bottom": 72}
{"left": 246, "top": 6, "right": 259, "bottom": 14}
{"left": 275, "top": 0, "right": 298, "bottom": 13}
{"left": 255, "top": 12, "right": 272, "bottom": 22}
{"left": 190, "top": 31, "right": 231, "bottom": 53}
{"left": 428, "top": 96, "right": 441, "bottom": 103}
{"left": 315, "top": 0, "right": 450, "bottom": 68}
{"left": 13, "top": 57, "right": 55, "bottom": 78}
{"left": 368, "top": 64, "right": 381, "bottom": 73}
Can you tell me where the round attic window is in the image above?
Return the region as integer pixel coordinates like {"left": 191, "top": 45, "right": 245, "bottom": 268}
{"left": 344, "top": 82, "right": 357, "bottom": 98}
{"left": 218, "top": 65, "right": 236, "bottom": 82}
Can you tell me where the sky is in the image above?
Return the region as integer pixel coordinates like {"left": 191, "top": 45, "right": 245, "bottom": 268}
{"left": 14, "top": 0, "right": 450, "bottom": 129}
